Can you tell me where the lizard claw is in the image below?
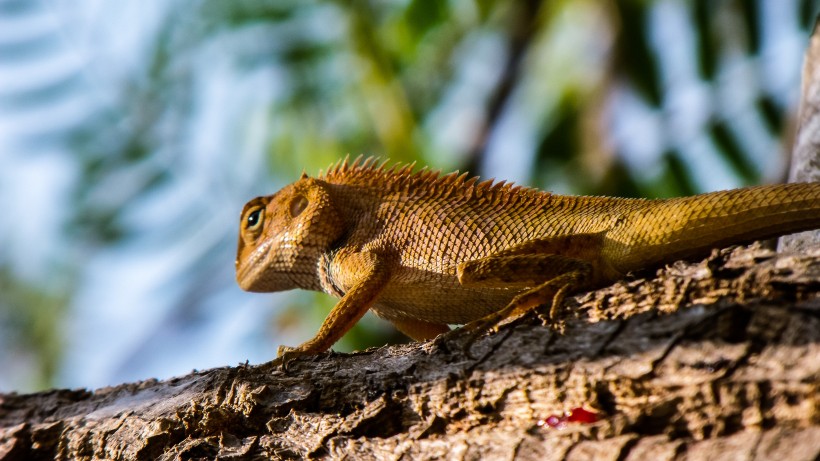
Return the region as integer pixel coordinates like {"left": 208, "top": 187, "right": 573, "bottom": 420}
{"left": 430, "top": 324, "right": 484, "bottom": 358}
{"left": 534, "top": 282, "right": 572, "bottom": 334}
{"left": 535, "top": 302, "right": 566, "bottom": 333}
{"left": 537, "top": 314, "right": 566, "bottom": 334}
{"left": 276, "top": 345, "right": 311, "bottom": 371}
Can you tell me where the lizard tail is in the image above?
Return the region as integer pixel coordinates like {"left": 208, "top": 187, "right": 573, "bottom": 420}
{"left": 609, "top": 182, "right": 820, "bottom": 273}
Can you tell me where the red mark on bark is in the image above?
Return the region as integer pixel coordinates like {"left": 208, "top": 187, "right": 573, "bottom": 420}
{"left": 536, "top": 407, "right": 600, "bottom": 429}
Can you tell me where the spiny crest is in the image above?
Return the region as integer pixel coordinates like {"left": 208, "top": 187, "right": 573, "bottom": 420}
{"left": 315, "top": 155, "right": 551, "bottom": 206}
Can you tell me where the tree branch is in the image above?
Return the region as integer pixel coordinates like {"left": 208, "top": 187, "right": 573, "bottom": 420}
{"left": 2, "top": 245, "right": 818, "bottom": 460}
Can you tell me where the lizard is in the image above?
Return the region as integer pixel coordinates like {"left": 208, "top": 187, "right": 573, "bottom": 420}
{"left": 236, "top": 156, "right": 820, "bottom": 364}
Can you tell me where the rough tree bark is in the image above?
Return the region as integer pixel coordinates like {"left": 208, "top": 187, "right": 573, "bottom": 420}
{"left": 3, "top": 16, "right": 820, "bottom": 461}
{"left": 1, "top": 245, "right": 818, "bottom": 460}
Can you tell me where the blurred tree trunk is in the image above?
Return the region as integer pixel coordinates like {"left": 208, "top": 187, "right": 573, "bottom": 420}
{"left": 780, "top": 16, "right": 820, "bottom": 252}
{"left": 1, "top": 245, "right": 818, "bottom": 460}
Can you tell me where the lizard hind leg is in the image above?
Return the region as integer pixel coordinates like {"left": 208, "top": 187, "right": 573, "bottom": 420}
{"left": 456, "top": 254, "right": 592, "bottom": 356}
{"left": 510, "top": 266, "right": 591, "bottom": 329}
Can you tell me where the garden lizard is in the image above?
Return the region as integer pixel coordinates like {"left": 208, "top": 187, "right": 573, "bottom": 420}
{"left": 236, "top": 156, "right": 820, "bottom": 363}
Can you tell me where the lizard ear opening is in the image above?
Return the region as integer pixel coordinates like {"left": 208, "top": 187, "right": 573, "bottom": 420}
{"left": 290, "top": 195, "right": 308, "bottom": 218}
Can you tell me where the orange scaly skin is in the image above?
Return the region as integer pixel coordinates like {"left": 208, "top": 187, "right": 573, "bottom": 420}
{"left": 236, "top": 157, "right": 820, "bottom": 364}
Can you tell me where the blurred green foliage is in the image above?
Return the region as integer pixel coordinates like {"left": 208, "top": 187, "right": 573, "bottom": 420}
{"left": 0, "top": 266, "right": 69, "bottom": 390}
{"left": 3, "top": 0, "right": 819, "bottom": 389}
{"left": 71, "top": 0, "right": 816, "bottom": 227}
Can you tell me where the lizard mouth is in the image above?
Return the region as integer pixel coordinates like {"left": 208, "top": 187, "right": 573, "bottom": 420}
{"left": 236, "top": 239, "right": 273, "bottom": 291}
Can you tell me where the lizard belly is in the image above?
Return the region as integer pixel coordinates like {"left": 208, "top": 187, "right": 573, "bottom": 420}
{"left": 373, "top": 281, "right": 521, "bottom": 325}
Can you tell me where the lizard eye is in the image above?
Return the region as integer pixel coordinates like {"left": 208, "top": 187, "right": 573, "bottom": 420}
{"left": 290, "top": 195, "right": 308, "bottom": 218}
{"left": 245, "top": 207, "right": 264, "bottom": 231}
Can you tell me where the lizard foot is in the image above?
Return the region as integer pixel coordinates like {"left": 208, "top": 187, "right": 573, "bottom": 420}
{"left": 455, "top": 292, "right": 542, "bottom": 359}
{"left": 276, "top": 344, "right": 316, "bottom": 371}
{"left": 459, "top": 273, "right": 585, "bottom": 356}
{"left": 534, "top": 281, "right": 574, "bottom": 334}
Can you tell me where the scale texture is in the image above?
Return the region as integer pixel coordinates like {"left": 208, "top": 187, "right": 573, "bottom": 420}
{"left": 235, "top": 157, "right": 820, "bottom": 360}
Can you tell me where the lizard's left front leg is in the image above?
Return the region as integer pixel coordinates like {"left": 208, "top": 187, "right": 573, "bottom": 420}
{"left": 278, "top": 251, "right": 391, "bottom": 367}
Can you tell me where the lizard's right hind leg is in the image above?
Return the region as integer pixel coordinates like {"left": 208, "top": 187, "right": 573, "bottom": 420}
{"left": 455, "top": 251, "right": 593, "bottom": 356}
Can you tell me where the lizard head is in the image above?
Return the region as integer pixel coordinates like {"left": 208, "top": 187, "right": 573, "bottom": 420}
{"left": 236, "top": 176, "right": 344, "bottom": 292}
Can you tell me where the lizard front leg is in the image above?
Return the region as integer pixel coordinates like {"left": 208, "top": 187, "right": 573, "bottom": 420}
{"left": 278, "top": 251, "right": 391, "bottom": 367}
